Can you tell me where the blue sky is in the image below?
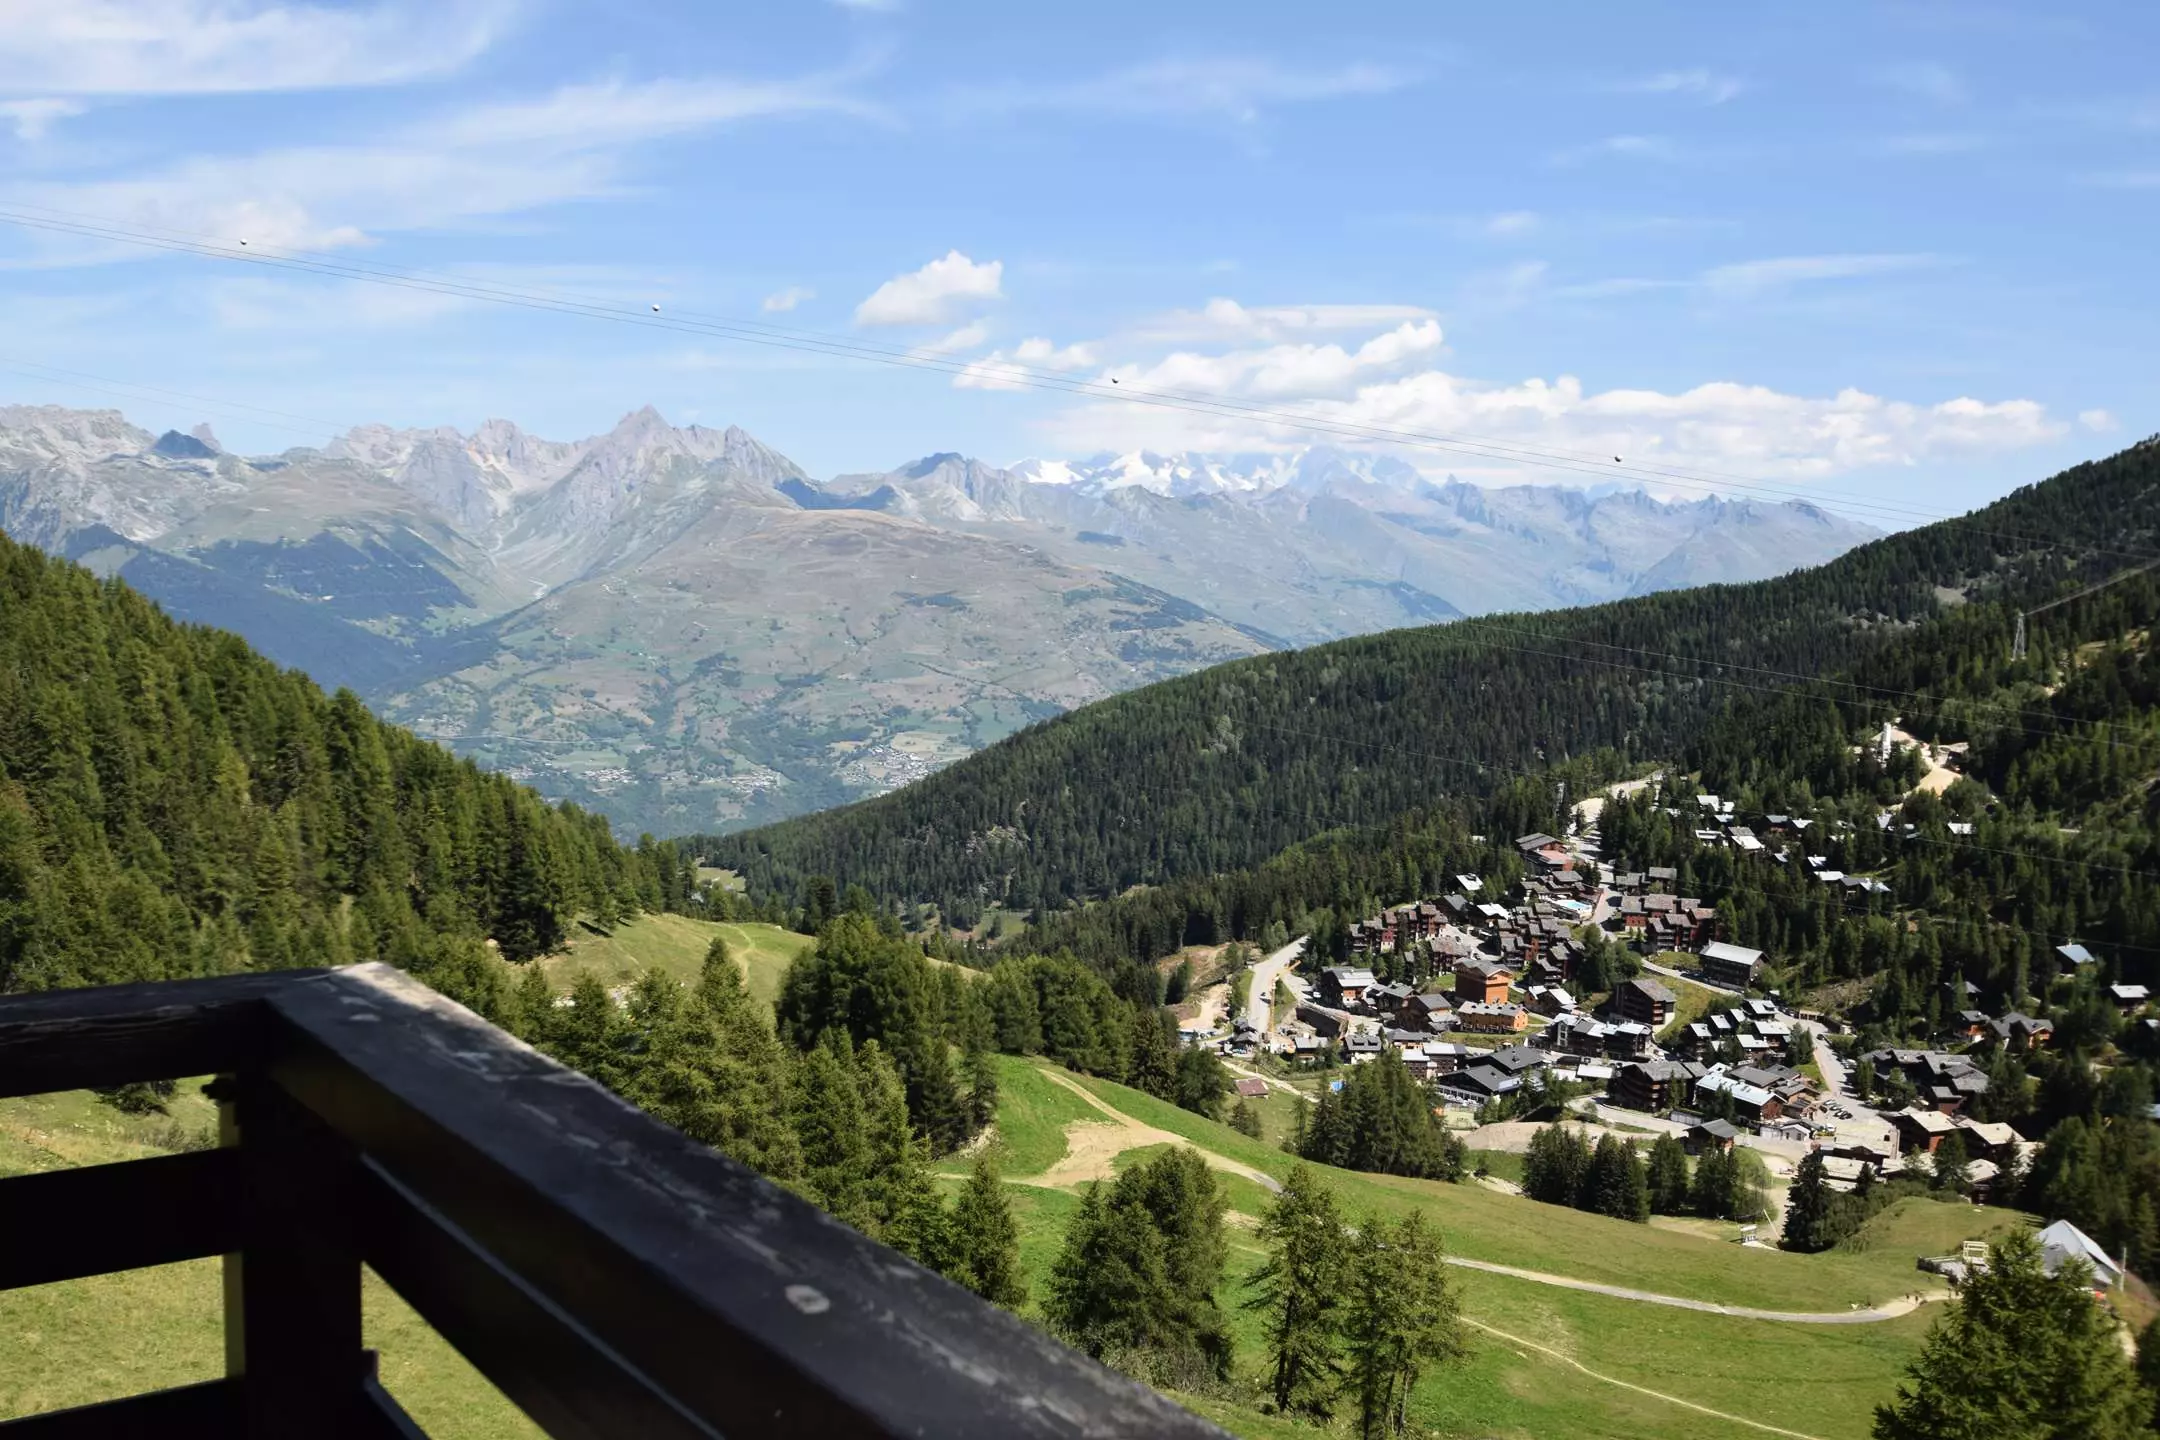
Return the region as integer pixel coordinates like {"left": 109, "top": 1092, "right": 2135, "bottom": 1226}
{"left": 0, "top": 0, "right": 2155, "bottom": 520}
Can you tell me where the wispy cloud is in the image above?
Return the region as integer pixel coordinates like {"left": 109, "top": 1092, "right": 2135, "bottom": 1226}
{"left": 1872, "top": 61, "right": 1966, "bottom": 106}
{"left": 1621, "top": 69, "right": 1743, "bottom": 105}
{"left": 2079, "top": 408, "right": 2117, "bottom": 432}
{"left": 2078, "top": 170, "right": 2160, "bottom": 190}
{"left": 7, "top": 69, "right": 880, "bottom": 257}
{"left": 1550, "top": 133, "right": 1678, "bottom": 166}
{"left": 855, "top": 250, "right": 1003, "bottom": 326}
{"left": 761, "top": 285, "right": 814, "bottom": 313}
{"left": 0, "top": 0, "right": 513, "bottom": 95}
{"left": 1485, "top": 210, "right": 1538, "bottom": 236}
{"left": 1701, "top": 252, "right": 1940, "bottom": 295}
{"left": 1127, "top": 297, "right": 1439, "bottom": 344}
{"left": 951, "top": 56, "right": 1416, "bottom": 125}
{"left": 0, "top": 99, "right": 83, "bottom": 139}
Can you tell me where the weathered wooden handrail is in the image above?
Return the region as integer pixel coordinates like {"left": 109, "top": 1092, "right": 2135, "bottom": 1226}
{"left": 0, "top": 964, "right": 1228, "bottom": 1439}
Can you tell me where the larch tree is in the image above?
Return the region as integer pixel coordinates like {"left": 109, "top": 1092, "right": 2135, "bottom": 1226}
{"left": 1243, "top": 1163, "right": 1349, "bottom": 1420}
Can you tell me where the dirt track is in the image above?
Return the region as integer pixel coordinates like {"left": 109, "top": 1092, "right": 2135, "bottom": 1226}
{"left": 1010, "top": 1068, "right": 1282, "bottom": 1193}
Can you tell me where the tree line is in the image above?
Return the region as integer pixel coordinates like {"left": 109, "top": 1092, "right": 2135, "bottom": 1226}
{"left": 508, "top": 933, "right": 1025, "bottom": 1308}
{"left": 1047, "top": 1152, "right": 1468, "bottom": 1440}
{"left": 1520, "top": 1124, "right": 1768, "bottom": 1224}
{"left": 0, "top": 531, "right": 698, "bottom": 1006}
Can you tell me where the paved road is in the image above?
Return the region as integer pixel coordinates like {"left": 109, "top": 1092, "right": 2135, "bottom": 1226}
{"left": 1795, "top": 1017, "right": 1898, "bottom": 1152}
{"left": 1245, "top": 936, "right": 1307, "bottom": 1036}
{"left": 1445, "top": 1257, "right": 1939, "bottom": 1324}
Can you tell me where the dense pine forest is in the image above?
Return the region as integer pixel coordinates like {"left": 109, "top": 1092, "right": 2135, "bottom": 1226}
{"left": 703, "top": 439, "right": 2160, "bottom": 925}
{"left": 0, "top": 530, "right": 696, "bottom": 1011}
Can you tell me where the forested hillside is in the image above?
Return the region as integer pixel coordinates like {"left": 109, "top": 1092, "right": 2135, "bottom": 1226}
{"left": 0, "top": 531, "right": 695, "bottom": 1008}
{"left": 704, "top": 440, "right": 2160, "bottom": 923}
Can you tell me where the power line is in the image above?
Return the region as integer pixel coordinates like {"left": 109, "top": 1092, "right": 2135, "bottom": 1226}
{"left": 6, "top": 200, "right": 2156, "bottom": 564}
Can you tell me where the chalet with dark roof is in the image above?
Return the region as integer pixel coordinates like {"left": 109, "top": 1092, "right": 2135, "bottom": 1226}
{"left": 1615, "top": 976, "right": 1676, "bottom": 1028}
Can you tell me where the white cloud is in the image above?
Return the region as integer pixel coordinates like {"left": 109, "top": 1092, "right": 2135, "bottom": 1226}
{"left": 0, "top": 99, "right": 83, "bottom": 138}
{"left": 1131, "top": 297, "right": 1438, "bottom": 344}
{"left": 2079, "top": 408, "right": 2118, "bottom": 432}
{"left": 761, "top": 285, "right": 814, "bottom": 313}
{"left": 1087, "top": 319, "right": 1445, "bottom": 403}
{"left": 8, "top": 72, "right": 875, "bottom": 256}
{"left": 1485, "top": 210, "right": 1538, "bottom": 236}
{"left": 991, "top": 305, "right": 2059, "bottom": 484}
{"left": 830, "top": 0, "right": 899, "bottom": 8}
{"left": 1624, "top": 69, "right": 1743, "bottom": 105}
{"left": 953, "top": 56, "right": 1414, "bottom": 125}
{"left": 0, "top": 0, "right": 511, "bottom": 95}
{"left": 854, "top": 250, "right": 1003, "bottom": 326}
{"left": 954, "top": 336, "right": 1099, "bottom": 390}
{"left": 1873, "top": 61, "right": 1966, "bottom": 106}
{"left": 911, "top": 320, "right": 991, "bottom": 356}
{"left": 1700, "top": 252, "right": 1939, "bottom": 295}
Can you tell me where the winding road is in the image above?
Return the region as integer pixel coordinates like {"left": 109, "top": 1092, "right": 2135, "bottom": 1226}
{"left": 1244, "top": 936, "right": 1306, "bottom": 1036}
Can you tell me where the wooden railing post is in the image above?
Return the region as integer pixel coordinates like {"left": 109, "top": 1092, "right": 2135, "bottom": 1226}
{"left": 215, "top": 1073, "right": 368, "bottom": 1438}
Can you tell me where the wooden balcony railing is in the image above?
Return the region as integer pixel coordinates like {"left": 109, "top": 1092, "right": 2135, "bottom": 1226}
{"left": 0, "top": 963, "right": 1228, "bottom": 1438}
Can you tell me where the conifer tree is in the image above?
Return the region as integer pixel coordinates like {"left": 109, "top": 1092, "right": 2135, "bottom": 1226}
{"left": 1303, "top": 1087, "right": 1351, "bottom": 1168}
{"left": 856, "top": 1040, "right": 951, "bottom": 1268}
{"left": 1173, "top": 1045, "right": 1230, "bottom": 1120}
{"left": 1783, "top": 1150, "right": 1835, "bottom": 1252}
{"left": 1043, "top": 1148, "right": 1229, "bottom": 1382}
{"left": 1930, "top": 1130, "right": 1971, "bottom": 1195}
{"left": 1341, "top": 1210, "right": 1465, "bottom": 1438}
{"left": 948, "top": 1156, "right": 1025, "bottom": 1308}
{"left": 1243, "top": 1164, "right": 1348, "bottom": 1420}
{"left": 1127, "top": 1003, "right": 1178, "bottom": 1099}
{"left": 1874, "top": 1230, "right": 2149, "bottom": 1440}
{"left": 1690, "top": 1145, "right": 1739, "bottom": 1219}
{"left": 1044, "top": 1181, "right": 1173, "bottom": 1362}
{"left": 1229, "top": 1097, "right": 1264, "bottom": 1139}
{"left": 1522, "top": 1124, "right": 1591, "bottom": 1206}
{"left": 553, "top": 973, "right": 623, "bottom": 1089}
{"left": 796, "top": 1041, "right": 876, "bottom": 1231}
{"left": 2136, "top": 1318, "right": 2160, "bottom": 1434}
{"left": 1646, "top": 1134, "right": 1692, "bottom": 1216}
{"left": 963, "top": 1036, "right": 999, "bottom": 1133}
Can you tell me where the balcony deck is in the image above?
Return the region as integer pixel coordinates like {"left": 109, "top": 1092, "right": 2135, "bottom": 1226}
{"left": 0, "top": 964, "right": 1228, "bottom": 1438}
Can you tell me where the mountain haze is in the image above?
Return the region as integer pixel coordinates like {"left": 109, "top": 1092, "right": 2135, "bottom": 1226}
{"left": 0, "top": 403, "right": 1875, "bottom": 833}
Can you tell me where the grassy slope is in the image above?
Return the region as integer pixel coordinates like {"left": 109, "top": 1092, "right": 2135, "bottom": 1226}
{"left": 535, "top": 912, "right": 814, "bottom": 1012}
{"left": 995, "top": 1060, "right": 2022, "bottom": 1440}
{"left": 0, "top": 1051, "right": 2024, "bottom": 1440}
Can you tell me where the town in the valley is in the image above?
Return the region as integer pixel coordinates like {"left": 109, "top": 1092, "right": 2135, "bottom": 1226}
{"left": 1180, "top": 772, "right": 2153, "bottom": 1284}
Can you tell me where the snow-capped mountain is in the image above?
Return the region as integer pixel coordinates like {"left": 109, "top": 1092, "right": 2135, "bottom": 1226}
{"left": 1005, "top": 446, "right": 1424, "bottom": 498}
{"left": 0, "top": 404, "right": 1880, "bottom": 837}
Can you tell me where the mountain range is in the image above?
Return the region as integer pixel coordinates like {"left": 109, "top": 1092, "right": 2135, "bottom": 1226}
{"left": 0, "top": 403, "right": 1877, "bottom": 833}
